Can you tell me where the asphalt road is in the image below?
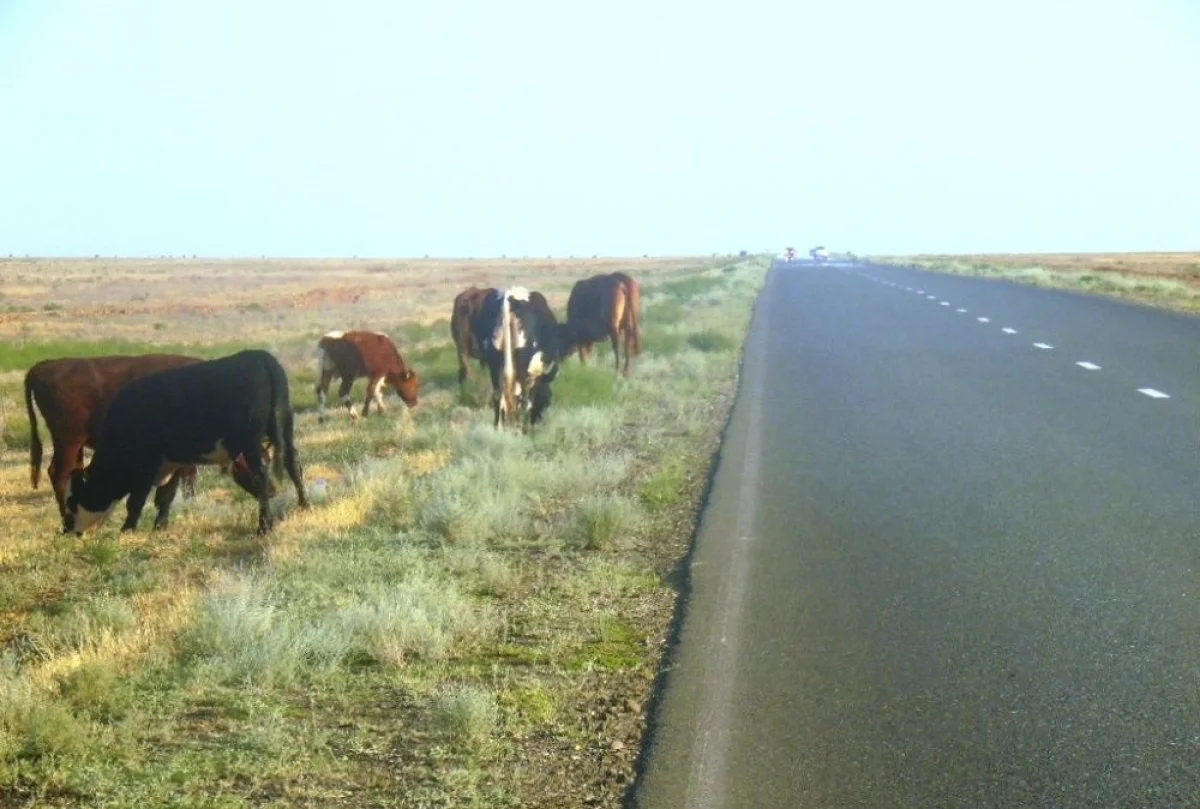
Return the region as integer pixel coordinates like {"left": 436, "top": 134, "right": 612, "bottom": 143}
{"left": 632, "top": 261, "right": 1200, "bottom": 808}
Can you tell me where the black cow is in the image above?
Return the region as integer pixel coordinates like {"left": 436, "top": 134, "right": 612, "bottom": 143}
{"left": 65, "top": 349, "right": 308, "bottom": 535}
{"left": 471, "top": 287, "right": 562, "bottom": 430}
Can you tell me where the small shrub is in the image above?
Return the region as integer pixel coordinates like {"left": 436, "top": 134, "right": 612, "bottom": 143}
{"left": 57, "top": 661, "right": 130, "bottom": 721}
{"left": 686, "top": 329, "right": 738, "bottom": 353}
{"left": 434, "top": 684, "right": 498, "bottom": 748}
{"left": 569, "top": 495, "right": 640, "bottom": 551}
{"left": 640, "top": 457, "right": 689, "bottom": 510}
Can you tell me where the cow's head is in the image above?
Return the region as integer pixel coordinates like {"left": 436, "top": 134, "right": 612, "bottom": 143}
{"left": 64, "top": 469, "right": 117, "bottom": 534}
{"left": 387, "top": 369, "right": 421, "bottom": 408}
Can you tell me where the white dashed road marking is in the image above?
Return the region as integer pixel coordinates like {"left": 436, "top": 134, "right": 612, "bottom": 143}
{"left": 860, "top": 273, "right": 1180, "bottom": 403}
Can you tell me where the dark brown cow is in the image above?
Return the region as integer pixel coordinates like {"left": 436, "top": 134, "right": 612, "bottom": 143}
{"left": 562, "top": 272, "right": 642, "bottom": 375}
{"left": 24, "top": 354, "right": 264, "bottom": 529}
{"left": 451, "top": 286, "right": 497, "bottom": 383}
{"left": 316, "top": 330, "right": 420, "bottom": 421}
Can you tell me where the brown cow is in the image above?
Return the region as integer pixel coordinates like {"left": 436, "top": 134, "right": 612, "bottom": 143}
{"left": 562, "top": 272, "right": 642, "bottom": 375}
{"left": 451, "top": 286, "right": 497, "bottom": 383}
{"left": 316, "top": 330, "right": 420, "bottom": 421}
{"left": 24, "top": 354, "right": 265, "bottom": 529}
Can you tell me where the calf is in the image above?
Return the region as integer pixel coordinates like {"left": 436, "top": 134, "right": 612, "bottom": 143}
{"left": 24, "top": 354, "right": 262, "bottom": 529}
{"left": 65, "top": 349, "right": 307, "bottom": 536}
{"left": 472, "top": 287, "right": 563, "bottom": 431}
{"left": 562, "top": 272, "right": 642, "bottom": 375}
{"left": 315, "top": 330, "right": 420, "bottom": 421}
{"left": 450, "top": 286, "right": 497, "bottom": 383}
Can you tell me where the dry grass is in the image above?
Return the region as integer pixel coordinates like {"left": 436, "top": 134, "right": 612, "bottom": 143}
{"left": 873, "top": 251, "right": 1200, "bottom": 313}
{"left": 0, "top": 255, "right": 715, "bottom": 344}
{"left": 0, "top": 252, "right": 763, "bottom": 807}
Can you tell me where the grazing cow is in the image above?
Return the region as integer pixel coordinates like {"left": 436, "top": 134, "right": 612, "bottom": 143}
{"left": 65, "top": 349, "right": 307, "bottom": 536}
{"left": 472, "top": 287, "right": 563, "bottom": 431}
{"left": 315, "top": 330, "right": 420, "bottom": 421}
{"left": 562, "top": 272, "right": 642, "bottom": 375}
{"left": 24, "top": 354, "right": 264, "bottom": 529}
{"left": 450, "top": 286, "right": 497, "bottom": 383}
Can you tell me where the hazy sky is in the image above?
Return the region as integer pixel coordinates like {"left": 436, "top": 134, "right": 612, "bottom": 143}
{"left": 1, "top": 0, "right": 1197, "bottom": 257}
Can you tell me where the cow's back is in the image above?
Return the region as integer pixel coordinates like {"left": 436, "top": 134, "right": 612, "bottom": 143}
{"left": 27, "top": 354, "right": 199, "bottom": 441}
{"left": 340, "top": 331, "right": 404, "bottom": 373}
{"left": 99, "top": 350, "right": 285, "bottom": 462}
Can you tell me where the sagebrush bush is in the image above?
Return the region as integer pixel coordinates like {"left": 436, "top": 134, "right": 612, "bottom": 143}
{"left": 434, "top": 684, "right": 498, "bottom": 748}
{"left": 569, "top": 495, "right": 642, "bottom": 551}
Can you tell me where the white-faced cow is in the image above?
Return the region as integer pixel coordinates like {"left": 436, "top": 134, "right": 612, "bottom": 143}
{"left": 65, "top": 350, "right": 307, "bottom": 536}
{"left": 450, "top": 286, "right": 497, "bottom": 384}
{"left": 561, "top": 272, "right": 642, "bottom": 375}
{"left": 24, "top": 354, "right": 263, "bottom": 530}
{"left": 315, "top": 330, "right": 420, "bottom": 422}
{"left": 471, "top": 287, "right": 562, "bottom": 431}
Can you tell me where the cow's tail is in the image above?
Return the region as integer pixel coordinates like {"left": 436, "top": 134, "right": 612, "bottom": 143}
{"left": 625, "top": 277, "right": 642, "bottom": 356}
{"left": 501, "top": 292, "right": 517, "bottom": 419}
{"left": 267, "top": 359, "right": 289, "bottom": 481}
{"left": 24, "top": 374, "right": 42, "bottom": 489}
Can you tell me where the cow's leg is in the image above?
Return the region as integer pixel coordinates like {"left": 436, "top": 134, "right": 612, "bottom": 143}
{"left": 181, "top": 466, "right": 198, "bottom": 499}
{"left": 338, "top": 377, "right": 357, "bottom": 418}
{"left": 578, "top": 343, "right": 590, "bottom": 365}
{"left": 363, "top": 375, "right": 386, "bottom": 417}
{"left": 226, "top": 441, "right": 275, "bottom": 533}
{"left": 152, "top": 471, "right": 185, "bottom": 530}
{"left": 530, "top": 381, "right": 553, "bottom": 428}
{"left": 244, "top": 444, "right": 277, "bottom": 534}
{"left": 620, "top": 327, "right": 632, "bottom": 375}
{"left": 316, "top": 369, "right": 335, "bottom": 422}
{"left": 49, "top": 439, "right": 85, "bottom": 526}
{"left": 121, "top": 478, "right": 156, "bottom": 532}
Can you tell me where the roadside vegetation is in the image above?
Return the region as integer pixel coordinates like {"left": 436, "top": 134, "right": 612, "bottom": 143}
{"left": 872, "top": 252, "right": 1200, "bottom": 314}
{"left": 0, "top": 254, "right": 769, "bottom": 806}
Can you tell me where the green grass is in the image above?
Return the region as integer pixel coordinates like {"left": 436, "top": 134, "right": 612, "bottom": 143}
{"left": 0, "top": 254, "right": 774, "bottom": 806}
{"left": 639, "top": 456, "right": 690, "bottom": 511}
{"left": 0, "top": 338, "right": 249, "bottom": 372}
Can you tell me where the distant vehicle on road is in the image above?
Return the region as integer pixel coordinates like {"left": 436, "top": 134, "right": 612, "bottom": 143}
{"left": 784, "top": 247, "right": 796, "bottom": 263}
{"left": 810, "top": 246, "right": 830, "bottom": 262}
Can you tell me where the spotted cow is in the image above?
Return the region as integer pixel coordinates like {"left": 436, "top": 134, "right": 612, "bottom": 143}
{"left": 65, "top": 350, "right": 307, "bottom": 536}
{"left": 315, "top": 330, "right": 420, "bottom": 422}
{"left": 471, "top": 287, "right": 563, "bottom": 431}
{"left": 562, "top": 272, "right": 642, "bottom": 375}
